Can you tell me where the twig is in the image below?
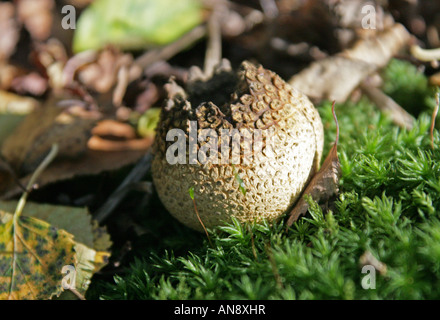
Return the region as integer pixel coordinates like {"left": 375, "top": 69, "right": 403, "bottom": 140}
{"left": 14, "top": 144, "right": 59, "bottom": 219}
{"left": 332, "top": 100, "right": 339, "bottom": 146}
{"left": 69, "top": 287, "right": 86, "bottom": 300}
{"left": 259, "top": 0, "right": 278, "bottom": 19}
{"left": 94, "top": 152, "right": 153, "bottom": 224}
{"left": 431, "top": 91, "right": 439, "bottom": 149}
{"left": 247, "top": 225, "right": 258, "bottom": 261}
{"left": 189, "top": 187, "right": 213, "bottom": 247}
{"left": 265, "top": 242, "right": 283, "bottom": 289}
{"left": 204, "top": 8, "right": 222, "bottom": 78}
{"left": 410, "top": 45, "right": 440, "bottom": 63}
{"left": 361, "top": 82, "right": 415, "bottom": 130}
{"left": 113, "top": 65, "right": 129, "bottom": 107}
{"left": 133, "top": 25, "right": 207, "bottom": 75}
{"left": 359, "top": 251, "right": 387, "bottom": 276}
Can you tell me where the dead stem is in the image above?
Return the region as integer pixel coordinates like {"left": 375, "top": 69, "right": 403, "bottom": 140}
{"left": 94, "top": 152, "right": 153, "bottom": 224}
{"left": 134, "top": 25, "right": 207, "bottom": 74}
{"left": 332, "top": 100, "right": 339, "bottom": 145}
{"left": 431, "top": 91, "right": 439, "bottom": 149}
{"left": 204, "top": 8, "right": 222, "bottom": 78}
{"left": 411, "top": 45, "right": 440, "bottom": 63}
{"left": 361, "top": 82, "right": 415, "bottom": 130}
{"left": 265, "top": 242, "right": 283, "bottom": 289}
{"left": 191, "top": 196, "right": 213, "bottom": 247}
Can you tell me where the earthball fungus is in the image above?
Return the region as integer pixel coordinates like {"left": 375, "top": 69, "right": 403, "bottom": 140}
{"left": 152, "top": 59, "right": 324, "bottom": 232}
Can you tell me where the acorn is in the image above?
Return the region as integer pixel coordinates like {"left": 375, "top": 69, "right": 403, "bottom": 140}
{"left": 152, "top": 59, "right": 324, "bottom": 232}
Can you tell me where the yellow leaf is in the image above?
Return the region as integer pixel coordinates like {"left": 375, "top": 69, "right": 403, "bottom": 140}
{"left": 0, "top": 211, "right": 76, "bottom": 300}
{"left": 0, "top": 202, "right": 112, "bottom": 300}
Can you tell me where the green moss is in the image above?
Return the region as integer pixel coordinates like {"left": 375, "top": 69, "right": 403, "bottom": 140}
{"left": 381, "top": 59, "right": 437, "bottom": 115}
{"left": 86, "top": 59, "right": 440, "bottom": 300}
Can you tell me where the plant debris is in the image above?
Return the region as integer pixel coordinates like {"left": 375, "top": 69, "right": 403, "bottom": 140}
{"left": 0, "top": 0, "right": 439, "bottom": 300}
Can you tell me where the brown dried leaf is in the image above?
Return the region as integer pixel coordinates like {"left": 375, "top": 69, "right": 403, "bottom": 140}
{"left": 286, "top": 102, "right": 341, "bottom": 228}
{"left": 0, "top": 96, "right": 154, "bottom": 199}
{"left": 1, "top": 144, "right": 152, "bottom": 200}
{"left": 1, "top": 98, "right": 100, "bottom": 175}
{"left": 77, "top": 49, "right": 133, "bottom": 94}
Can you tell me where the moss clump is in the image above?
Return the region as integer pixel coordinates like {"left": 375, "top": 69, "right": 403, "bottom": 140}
{"left": 382, "top": 59, "right": 437, "bottom": 115}
{"left": 86, "top": 59, "right": 440, "bottom": 300}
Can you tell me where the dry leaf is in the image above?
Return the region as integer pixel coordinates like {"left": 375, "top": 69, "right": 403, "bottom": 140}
{"left": 88, "top": 119, "right": 153, "bottom": 151}
{"left": 0, "top": 201, "right": 95, "bottom": 248}
{"left": 286, "top": 102, "right": 341, "bottom": 227}
{"left": 0, "top": 201, "right": 111, "bottom": 300}
{"left": 1, "top": 147, "right": 151, "bottom": 200}
{"left": 76, "top": 49, "right": 134, "bottom": 94}
{"left": 0, "top": 211, "right": 77, "bottom": 299}
{"left": 0, "top": 90, "right": 39, "bottom": 147}
{"left": 1, "top": 98, "right": 101, "bottom": 175}
{"left": 0, "top": 90, "right": 39, "bottom": 114}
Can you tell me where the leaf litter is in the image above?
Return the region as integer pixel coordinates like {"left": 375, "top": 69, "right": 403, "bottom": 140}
{"left": 0, "top": 0, "right": 439, "bottom": 299}
{"left": 0, "top": 145, "right": 110, "bottom": 299}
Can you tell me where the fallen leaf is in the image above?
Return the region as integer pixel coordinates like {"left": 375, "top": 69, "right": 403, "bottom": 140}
{"left": 286, "top": 102, "right": 341, "bottom": 227}
{"left": 91, "top": 220, "right": 112, "bottom": 252}
{"left": 0, "top": 210, "right": 76, "bottom": 299}
{"left": 1, "top": 98, "right": 101, "bottom": 175}
{"left": 76, "top": 48, "right": 133, "bottom": 94}
{"left": 0, "top": 90, "right": 39, "bottom": 146}
{"left": 1, "top": 147, "right": 151, "bottom": 200}
{"left": 0, "top": 201, "right": 111, "bottom": 299}
{"left": 10, "top": 72, "right": 48, "bottom": 96}
{"left": 0, "top": 90, "right": 39, "bottom": 114}
{"left": 72, "top": 0, "right": 203, "bottom": 53}
{"left": 88, "top": 119, "right": 153, "bottom": 151}
{"left": 0, "top": 201, "right": 94, "bottom": 247}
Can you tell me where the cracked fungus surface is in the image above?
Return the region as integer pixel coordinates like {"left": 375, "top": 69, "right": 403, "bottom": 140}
{"left": 152, "top": 60, "right": 324, "bottom": 232}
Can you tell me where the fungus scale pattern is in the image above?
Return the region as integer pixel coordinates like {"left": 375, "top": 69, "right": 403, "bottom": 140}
{"left": 152, "top": 60, "right": 324, "bottom": 232}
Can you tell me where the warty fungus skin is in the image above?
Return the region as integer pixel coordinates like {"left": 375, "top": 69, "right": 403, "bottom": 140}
{"left": 152, "top": 59, "right": 324, "bottom": 232}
